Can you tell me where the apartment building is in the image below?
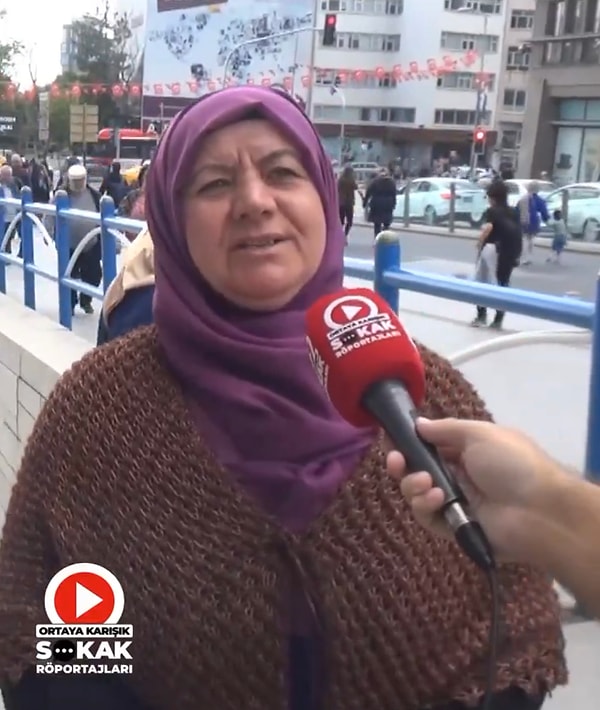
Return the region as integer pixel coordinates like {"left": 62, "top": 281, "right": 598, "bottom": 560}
{"left": 519, "top": 0, "right": 600, "bottom": 181}
{"left": 60, "top": 24, "right": 81, "bottom": 75}
{"left": 313, "top": 0, "right": 506, "bottom": 167}
{"left": 494, "top": 0, "right": 535, "bottom": 170}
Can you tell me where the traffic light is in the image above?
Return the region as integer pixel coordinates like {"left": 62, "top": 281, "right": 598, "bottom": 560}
{"left": 323, "top": 13, "right": 337, "bottom": 46}
{"left": 473, "top": 126, "right": 487, "bottom": 154}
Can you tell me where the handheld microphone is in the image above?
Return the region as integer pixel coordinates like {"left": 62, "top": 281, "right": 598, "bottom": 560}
{"left": 305, "top": 288, "right": 495, "bottom": 571}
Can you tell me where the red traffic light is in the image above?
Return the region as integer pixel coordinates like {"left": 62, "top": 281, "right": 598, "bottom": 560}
{"left": 474, "top": 127, "right": 486, "bottom": 141}
{"left": 326, "top": 14, "right": 336, "bottom": 25}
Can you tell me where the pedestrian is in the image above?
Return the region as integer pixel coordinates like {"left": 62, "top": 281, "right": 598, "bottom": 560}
{"left": 336, "top": 164, "right": 361, "bottom": 243}
{"left": 0, "top": 165, "right": 20, "bottom": 255}
{"left": 363, "top": 167, "right": 397, "bottom": 239}
{"left": 48, "top": 165, "right": 102, "bottom": 315}
{"left": 547, "top": 209, "right": 568, "bottom": 264}
{"left": 472, "top": 180, "right": 522, "bottom": 329}
{"left": 518, "top": 181, "right": 549, "bottom": 265}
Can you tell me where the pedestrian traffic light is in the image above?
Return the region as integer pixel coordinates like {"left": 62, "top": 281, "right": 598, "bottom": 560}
{"left": 473, "top": 126, "right": 487, "bottom": 154}
{"left": 323, "top": 13, "right": 337, "bottom": 46}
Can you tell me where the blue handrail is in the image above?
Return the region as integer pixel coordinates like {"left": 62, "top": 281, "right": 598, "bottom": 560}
{"left": 0, "top": 189, "right": 598, "bottom": 480}
{"left": 0, "top": 186, "right": 144, "bottom": 330}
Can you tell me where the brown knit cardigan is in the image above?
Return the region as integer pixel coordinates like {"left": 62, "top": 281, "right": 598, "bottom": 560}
{"left": 0, "top": 326, "right": 566, "bottom": 710}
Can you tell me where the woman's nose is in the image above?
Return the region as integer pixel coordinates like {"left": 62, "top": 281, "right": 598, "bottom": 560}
{"left": 232, "top": 175, "right": 277, "bottom": 220}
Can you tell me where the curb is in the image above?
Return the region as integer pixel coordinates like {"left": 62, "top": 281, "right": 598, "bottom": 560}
{"left": 353, "top": 220, "right": 600, "bottom": 255}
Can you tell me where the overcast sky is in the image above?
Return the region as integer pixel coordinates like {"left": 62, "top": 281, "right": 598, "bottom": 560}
{"left": 4, "top": 0, "right": 100, "bottom": 85}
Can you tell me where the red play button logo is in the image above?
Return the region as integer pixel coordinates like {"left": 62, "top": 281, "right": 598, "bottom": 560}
{"left": 44, "top": 563, "right": 125, "bottom": 625}
{"left": 323, "top": 293, "right": 379, "bottom": 329}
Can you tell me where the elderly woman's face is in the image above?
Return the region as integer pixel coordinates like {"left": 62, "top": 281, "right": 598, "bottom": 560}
{"left": 184, "top": 118, "right": 326, "bottom": 311}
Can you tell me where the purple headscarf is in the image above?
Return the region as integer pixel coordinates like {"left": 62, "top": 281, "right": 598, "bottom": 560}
{"left": 146, "top": 86, "right": 375, "bottom": 533}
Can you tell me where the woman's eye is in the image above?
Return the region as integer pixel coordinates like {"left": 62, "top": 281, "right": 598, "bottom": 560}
{"left": 269, "top": 167, "right": 297, "bottom": 179}
{"left": 199, "top": 178, "right": 230, "bottom": 192}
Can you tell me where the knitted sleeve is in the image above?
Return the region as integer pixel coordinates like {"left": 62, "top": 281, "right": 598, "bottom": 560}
{"left": 0, "top": 363, "right": 86, "bottom": 685}
{"left": 417, "top": 343, "right": 492, "bottom": 423}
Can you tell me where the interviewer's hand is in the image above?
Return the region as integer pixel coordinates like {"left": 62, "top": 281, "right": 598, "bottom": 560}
{"left": 386, "top": 418, "right": 564, "bottom": 561}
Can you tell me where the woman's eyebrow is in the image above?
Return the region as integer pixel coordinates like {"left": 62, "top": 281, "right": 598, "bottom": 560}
{"left": 192, "top": 148, "right": 300, "bottom": 179}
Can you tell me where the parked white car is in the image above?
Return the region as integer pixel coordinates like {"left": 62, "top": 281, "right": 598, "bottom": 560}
{"left": 504, "top": 179, "right": 557, "bottom": 207}
{"left": 393, "top": 177, "right": 487, "bottom": 227}
{"left": 544, "top": 182, "right": 600, "bottom": 241}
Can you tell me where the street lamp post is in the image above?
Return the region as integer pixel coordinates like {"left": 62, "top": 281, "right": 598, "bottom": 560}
{"left": 459, "top": 6, "right": 489, "bottom": 180}
{"left": 332, "top": 85, "right": 346, "bottom": 164}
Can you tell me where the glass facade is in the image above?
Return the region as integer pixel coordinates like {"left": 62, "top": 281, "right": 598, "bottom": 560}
{"left": 553, "top": 99, "right": 600, "bottom": 183}
{"left": 542, "top": 0, "right": 600, "bottom": 66}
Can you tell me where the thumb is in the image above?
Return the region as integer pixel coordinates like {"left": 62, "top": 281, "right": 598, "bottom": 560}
{"left": 416, "top": 417, "right": 472, "bottom": 451}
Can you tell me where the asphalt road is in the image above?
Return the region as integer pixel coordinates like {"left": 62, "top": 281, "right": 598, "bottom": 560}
{"left": 346, "top": 223, "right": 600, "bottom": 300}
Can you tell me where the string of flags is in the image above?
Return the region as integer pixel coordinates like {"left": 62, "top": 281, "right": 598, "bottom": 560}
{"left": 0, "top": 50, "right": 479, "bottom": 101}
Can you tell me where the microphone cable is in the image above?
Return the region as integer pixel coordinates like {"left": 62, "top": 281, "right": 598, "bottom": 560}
{"left": 454, "top": 519, "right": 501, "bottom": 710}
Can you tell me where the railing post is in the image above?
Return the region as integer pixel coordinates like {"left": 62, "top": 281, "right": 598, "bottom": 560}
{"left": 55, "top": 190, "right": 72, "bottom": 329}
{"left": 403, "top": 179, "right": 411, "bottom": 229}
{"left": 585, "top": 272, "right": 600, "bottom": 481}
{"left": 100, "top": 196, "right": 117, "bottom": 293}
{"left": 20, "top": 186, "right": 35, "bottom": 310}
{"left": 374, "top": 229, "right": 400, "bottom": 312}
{"left": 448, "top": 181, "right": 456, "bottom": 233}
{"left": 0, "top": 197, "right": 6, "bottom": 294}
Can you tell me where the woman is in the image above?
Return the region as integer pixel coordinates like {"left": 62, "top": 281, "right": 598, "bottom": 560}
{"left": 337, "top": 164, "right": 361, "bottom": 242}
{"left": 96, "top": 228, "right": 155, "bottom": 345}
{"left": 363, "top": 167, "right": 397, "bottom": 238}
{"left": 472, "top": 180, "right": 522, "bottom": 329}
{"left": 0, "top": 87, "right": 565, "bottom": 710}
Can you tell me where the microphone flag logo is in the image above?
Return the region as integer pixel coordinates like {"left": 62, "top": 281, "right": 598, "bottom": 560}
{"left": 323, "top": 294, "right": 380, "bottom": 330}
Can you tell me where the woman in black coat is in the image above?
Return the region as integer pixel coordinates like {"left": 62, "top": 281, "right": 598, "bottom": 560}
{"left": 363, "top": 169, "right": 397, "bottom": 238}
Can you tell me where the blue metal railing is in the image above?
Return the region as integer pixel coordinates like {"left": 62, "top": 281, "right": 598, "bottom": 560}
{"left": 0, "top": 189, "right": 598, "bottom": 480}
{"left": 0, "top": 186, "right": 143, "bottom": 330}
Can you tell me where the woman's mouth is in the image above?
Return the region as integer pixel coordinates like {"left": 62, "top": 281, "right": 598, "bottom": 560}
{"left": 235, "top": 236, "right": 286, "bottom": 250}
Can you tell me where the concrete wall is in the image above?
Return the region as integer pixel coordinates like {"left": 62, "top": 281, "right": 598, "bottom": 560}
{"left": 0, "top": 293, "right": 92, "bottom": 532}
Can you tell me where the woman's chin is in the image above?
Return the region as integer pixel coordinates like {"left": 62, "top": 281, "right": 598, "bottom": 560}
{"left": 228, "top": 268, "right": 304, "bottom": 311}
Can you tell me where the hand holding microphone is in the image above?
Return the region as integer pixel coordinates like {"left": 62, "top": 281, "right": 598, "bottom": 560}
{"left": 305, "top": 288, "right": 495, "bottom": 571}
{"left": 386, "top": 417, "right": 564, "bottom": 562}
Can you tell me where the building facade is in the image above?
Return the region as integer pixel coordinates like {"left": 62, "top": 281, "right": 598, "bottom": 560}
{"left": 134, "top": 0, "right": 529, "bottom": 168}
{"left": 313, "top": 0, "right": 506, "bottom": 169}
{"left": 518, "top": 0, "right": 600, "bottom": 182}
{"left": 493, "top": 0, "right": 535, "bottom": 170}
{"left": 60, "top": 25, "right": 80, "bottom": 75}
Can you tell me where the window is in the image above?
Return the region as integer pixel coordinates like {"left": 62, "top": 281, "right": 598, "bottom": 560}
{"left": 585, "top": 0, "right": 600, "bottom": 32}
{"left": 434, "top": 109, "right": 492, "bottom": 125}
{"left": 502, "top": 89, "right": 527, "bottom": 110}
{"left": 500, "top": 127, "right": 522, "bottom": 149}
{"left": 542, "top": 38, "right": 600, "bottom": 64}
{"left": 546, "top": 0, "right": 587, "bottom": 36}
{"left": 506, "top": 45, "right": 530, "bottom": 70}
{"left": 315, "top": 69, "right": 398, "bottom": 88}
{"left": 322, "top": 31, "right": 401, "bottom": 50}
{"left": 320, "top": 0, "right": 403, "bottom": 13}
{"left": 443, "top": 0, "right": 502, "bottom": 12}
{"left": 437, "top": 71, "right": 496, "bottom": 90}
{"left": 313, "top": 104, "right": 415, "bottom": 123}
{"left": 358, "top": 106, "right": 415, "bottom": 122}
{"left": 441, "top": 32, "right": 499, "bottom": 53}
{"left": 510, "top": 9, "right": 534, "bottom": 29}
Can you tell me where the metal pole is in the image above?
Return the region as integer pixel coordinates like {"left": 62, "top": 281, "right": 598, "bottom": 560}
{"left": 337, "top": 88, "right": 346, "bottom": 164}
{"left": 222, "top": 26, "right": 320, "bottom": 83}
{"left": 585, "top": 272, "right": 600, "bottom": 481}
{"left": 469, "top": 13, "right": 488, "bottom": 181}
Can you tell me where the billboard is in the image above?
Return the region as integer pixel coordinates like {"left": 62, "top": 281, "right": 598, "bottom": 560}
{"left": 0, "top": 115, "right": 17, "bottom": 136}
{"left": 141, "top": 0, "right": 314, "bottom": 120}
